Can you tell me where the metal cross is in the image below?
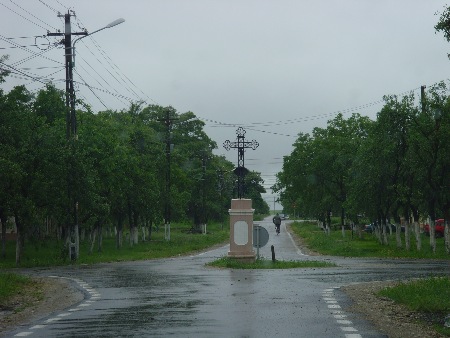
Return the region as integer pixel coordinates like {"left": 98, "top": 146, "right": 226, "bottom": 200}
{"left": 223, "top": 127, "right": 259, "bottom": 198}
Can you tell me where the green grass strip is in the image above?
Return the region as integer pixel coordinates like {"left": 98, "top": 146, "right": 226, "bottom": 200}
{"left": 207, "top": 256, "right": 336, "bottom": 269}
{"left": 0, "top": 272, "right": 31, "bottom": 302}
{"left": 378, "top": 277, "right": 450, "bottom": 312}
{"left": 290, "top": 221, "right": 450, "bottom": 259}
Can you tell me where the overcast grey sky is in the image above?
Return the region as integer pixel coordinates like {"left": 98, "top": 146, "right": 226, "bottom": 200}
{"left": 1, "top": 0, "right": 450, "bottom": 210}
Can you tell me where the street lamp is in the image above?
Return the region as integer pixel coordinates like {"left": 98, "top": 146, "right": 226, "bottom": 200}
{"left": 69, "top": 17, "right": 125, "bottom": 135}
{"left": 72, "top": 18, "right": 125, "bottom": 67}
{"left": 66, "top": 17, "right": 124, "bottom": 260}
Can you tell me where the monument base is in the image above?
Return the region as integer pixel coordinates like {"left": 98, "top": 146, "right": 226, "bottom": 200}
{"left": 227, "top": 251, "right": 256, "bottom": 263}
{"left": 228, "top": 199, "right": 255, "bottom": 263}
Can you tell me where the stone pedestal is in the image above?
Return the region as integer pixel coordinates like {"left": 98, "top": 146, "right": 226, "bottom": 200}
{"left": 228, "top": 199, "right": 255, "bottom": 262}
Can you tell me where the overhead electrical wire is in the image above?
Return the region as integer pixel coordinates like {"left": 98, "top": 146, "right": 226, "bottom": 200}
{"left": 23, "top": 67, "right": 63, "bottom": 87}
{"left": 196, "top": 85, "right": 428, "bottom": 138}
{"left": 51, "top": 0, "right": 67, "bottom": 11}
{"left": 8, "top": 0, "right": 58, "bottom": 31}
{"left": 75, "top": 53, "right": 129, "bottom": 106}
{"left": 74, "top": 16, "right": 159, "bottom": 105}
{"left": 79, "top": 38, "right": 142, "bottom": 101}
{"left": 1, "top": 35, "right": 46, "bottom": 40}
{"left": 37, "top": 0, "right": 59, "bottom": 14}
{"left": 1, "top": 2, "right": 157, "bottom": 112}
{"left": 0, "top": 34, "right": 62, "bottom": 66}
{"left": 68, "top": 16, "right": 150, "bottom": 109}
{"left": 73, "top": 81, "right": 136, "bottom": 103}
{"left": 0, "top": 43, "right": 52, "bottom": 50}
{"left": 11, "top": 43, "right": 60, "bottom": 67}
{"left": 74, "top": 70, "right": 110, "bottom": 110}
{"left": 2, "top": 2, "right": 443, "bottom": 146}
{"left": 0, "top": 1, "right": 52, "bottom": 32}
{"left": 1, "top": 62, "right": 50, "bottom": 84}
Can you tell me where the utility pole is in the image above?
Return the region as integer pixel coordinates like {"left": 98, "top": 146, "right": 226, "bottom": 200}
{"left": 48, "top": 11, "right": 87, "bottom": 261}
{"left": 200, "top": 151, "right": 212, "bottom": 233}
{"left": 48, "top": 11, "right": 87, "bottom": 138}
{"left": 158, "top": 107, "right": 178, "bottom": 240}
{"left": 48, "top": 13, "right": 123, "bottom": 259}
{"left": 421, "top": 85, "right": 426, "bottom": 114}
{"left": 217, "top": 168, "right": 225, "bottom": 230}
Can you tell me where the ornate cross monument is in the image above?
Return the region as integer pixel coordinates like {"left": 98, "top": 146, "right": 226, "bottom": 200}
{"left": 223, "top": 127, "right": 259, "bottom": 198}
{"left": 223, "top": 127, "right": 259, "bottom": 262}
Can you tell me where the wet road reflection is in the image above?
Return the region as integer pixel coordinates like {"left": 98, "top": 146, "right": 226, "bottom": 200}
{"left": 6, "top": 221, "right": 450, "bottom": 337}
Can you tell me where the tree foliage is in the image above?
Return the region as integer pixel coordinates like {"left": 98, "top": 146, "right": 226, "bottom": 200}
{"left": 0, "top": 80, "right": 268, "bottom": 263}
{"left": 273, "top": 83, "right": 450, "bottom": 250}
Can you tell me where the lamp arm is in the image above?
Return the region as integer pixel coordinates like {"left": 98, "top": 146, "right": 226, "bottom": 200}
{"left": 71, "top": 18, "right": 125, "bottom": 67}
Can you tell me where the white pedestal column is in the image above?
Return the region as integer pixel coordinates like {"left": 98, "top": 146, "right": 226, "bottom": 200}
{"left": 228, "top": 199, "right": 255, "bottom": 262}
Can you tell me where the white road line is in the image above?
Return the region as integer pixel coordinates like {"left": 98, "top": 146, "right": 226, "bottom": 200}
{"left": 322, "top": 287, "right": 362, "bottom": 337}
{"left": 44, "top": 317, "right": 62, "bottom": 323}
{"left": 285, "top": 223, "right": 306, "bottom": 256}
{"left": 13, "top": 277, "right": 100, "bottom": 337}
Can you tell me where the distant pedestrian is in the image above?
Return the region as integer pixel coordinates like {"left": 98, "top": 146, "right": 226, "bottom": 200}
{"left": 273, "top": 213, "right": 281, "bottom": 234}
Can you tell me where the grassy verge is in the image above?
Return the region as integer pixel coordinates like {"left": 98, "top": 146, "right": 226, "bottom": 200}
{"left": 0, "top": 272, "right": 31, "bottom": 303}
{"left": 0, "top": 222, "right": 229, "bottom": 268}
{"left": 207, "top": 256, "right": 336, "bottom": 269}
{"left": 291, "top": 221, "right": 450, "bottom": 334}
{"left": 290, "top": 221, "right": 450, "bottom": 259}
{"left": 378, "top": 277, "right": 450, "bottom": 335}
{"left": 0, "top": 272, "right": 39, "bottom": 314}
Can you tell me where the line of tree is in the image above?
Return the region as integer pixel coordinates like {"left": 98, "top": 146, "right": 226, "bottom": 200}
{"left": 273, "top": 83, "right": 450, "bottom": 253}
{"left": 0, "top": 71, "right": 269, "bottom": 265}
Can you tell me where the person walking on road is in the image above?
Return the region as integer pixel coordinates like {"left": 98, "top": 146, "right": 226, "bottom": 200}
{"left": 273, "top": 213, "right": 281, "bottom": 235}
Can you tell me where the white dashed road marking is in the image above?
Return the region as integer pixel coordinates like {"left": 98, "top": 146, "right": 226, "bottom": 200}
{"left": 14, "top": 277, "right": 100, "bottom": 337}
{"left": 322, "top": 287, "right": 363, "bottom": 338}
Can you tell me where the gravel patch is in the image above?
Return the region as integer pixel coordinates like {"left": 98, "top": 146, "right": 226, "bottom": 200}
{"left": 0, "top": 277, "right": 83, "bottom": 336}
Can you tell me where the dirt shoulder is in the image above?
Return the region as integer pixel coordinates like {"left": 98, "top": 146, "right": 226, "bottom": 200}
{"left": 0, "top": 277, "right": 84, "bottom": 336}
{"left": 342, "top": 282, "right": 445, "bottom": 338}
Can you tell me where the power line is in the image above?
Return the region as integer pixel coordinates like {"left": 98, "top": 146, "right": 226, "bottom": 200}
{"left": 0, "top": 43, "right": 52, "bottom": 50}
{"left": 1, "top": 62, "right": 50, "bottom": 84}
{"left": 11, "top": 43, "right": 61, "bottom": 67}
{"left": 23, "top": 67, "right": 64, "bottom": 87}
{"left": 8, "top": 0, "right": 58, "bottom": 30}
{"left": 76, "top": 39, "right": 140, "bottom": 104}
{"left": 73, "top": 81, "right": 136, "bottom": 103}
{"left": 198, "top": 84, "right": 430, "bottom": 138}
{"left": 0, "top": 34, "right": 62, "bottom": 66}
{"left": 74, "top": 69, "right": 110, "bottom": 110}
{"left": 76, "top": 61, "right": 129, "bottom": 107}
{"left": 1, "top": 35, "right": 47, "bottom": 40}
{"left": 74, "top": 16, "right": 159, "bottom": 105}
{"left": 51, "top": 0, "right": 67, "bottom": 11}
{"left": 21, "top": 66, "right": 63, "bottom": 70}
{"left": 0, "top": 1, "right": 51, "bottom": 32}
{"left": 76, "top": 53, "right": 128, "bottom": 105}
{"left": 37, "top": 0, "right": 59, "bottom": 13}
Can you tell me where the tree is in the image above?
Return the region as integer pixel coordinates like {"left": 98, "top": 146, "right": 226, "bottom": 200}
{"left": 409, "top": 83, "right": 450, "bottom": 253}
{"left": 0, "top": 55, "right": 10, "bottom": 84}
{"left": 243, "top": 171, "right": 270, "bottom": 215}
{"left": 274, "top": 114, "right": 371, "bottom": 235}
{"left": 0, "top": 86, "right": 52, "bottom": 264}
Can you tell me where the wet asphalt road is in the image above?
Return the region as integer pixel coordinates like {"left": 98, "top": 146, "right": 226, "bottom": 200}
{"left": 6, "top": 218, "right": 450, "bottom": 338}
